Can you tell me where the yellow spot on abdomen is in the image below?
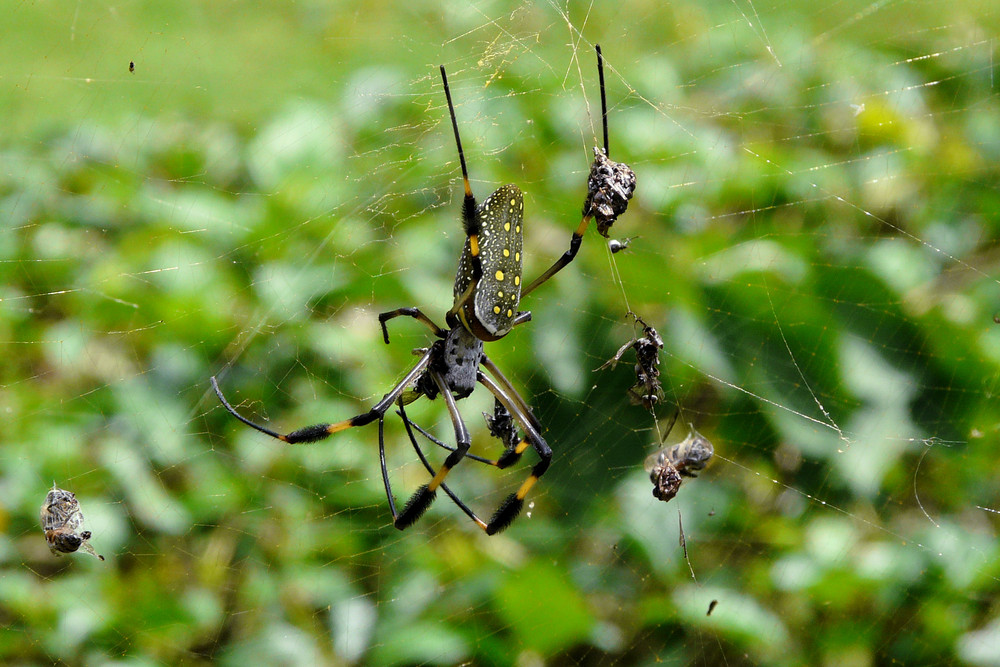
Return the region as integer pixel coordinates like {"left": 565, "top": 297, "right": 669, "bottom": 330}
{"left": 514, "top": 276, "right": 520, "bottom": 286}
{"left": 493, "top": 306, "right": 501, "bottom": 314}
{"left": 504, "top": 222, "right": 510, "bottom": 231}
{"left": 503, "top": 248, "right": 510, "bottom": 257}
{"left": 495, "top": 270, "right": 504, "bottom": 281}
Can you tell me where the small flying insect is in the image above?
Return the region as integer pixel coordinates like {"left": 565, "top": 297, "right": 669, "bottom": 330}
{"left": 39, "top": 484, "right": 104, "bottom": 561}
{"left": 129, "top": 61, "right": 135, "bottom": 73}
{"left": 598, "top": 313, "right": 664, "bottom": 410}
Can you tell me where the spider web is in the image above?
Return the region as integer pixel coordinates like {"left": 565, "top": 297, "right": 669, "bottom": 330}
{"left": 4, "top": 1, "right": 1000, "bottom": 664}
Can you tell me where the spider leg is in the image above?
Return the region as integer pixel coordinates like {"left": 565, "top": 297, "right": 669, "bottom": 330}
{"left": 520, "top": 213, "right": 593, "bottom": 297}
{"left": 395, "top": 356, "right": 536, "bottom": 471}
{"left": 476, "top": 371, "right": 552, "bottom": 535}
{"left": 520, "top": 48, "right": 600, "bottom": 298}
{"left": 378, "top": 307, "right": 446, "bottom": 344}
{"left": 396, "top": 401, "right": 488, "bottom": 528}
{"left": 440, "top": 64, "right": 484, "bottom": 329}
{"left": 511, "top": 311, "right": 532, "bottom": 327}
{"left": 383, "top": 398, "right": 484, "bottom": 529}
{"left": 393, "top": 411, "right": 498, "bottom": 465}
{"left": 395, "top": 391, "right": 537, "bottom": 534}
{"left": 596, "top": 44, "right": 610, "bottom": 158}
{"left": 393, "top": 369, "right": 473, "bottom": 530}
{"left": 378, "top": 416, "right": 398, "bottom": 519}
{"left": 521, "top": 46, "right": 633, "bottom": 297}
{"left": 211, "top": 347, "right": 434, "bottom": 444}
{"left": 480, "top": 353, "right": 541, "bottom": 434}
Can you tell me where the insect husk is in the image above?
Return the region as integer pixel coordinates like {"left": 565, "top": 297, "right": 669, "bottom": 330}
{"left": 39, "top": 483, "right": 105, "bottom": 561}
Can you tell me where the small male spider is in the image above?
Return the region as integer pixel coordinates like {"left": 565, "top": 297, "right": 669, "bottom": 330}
{"left": 608, "top": 236, "right": 638, "bottom": 254}
{"left": 213, "top": 45, "right": 636, "bottom": 535}
{"left": 40, "top": 483, "right": 104, "bottom": 561}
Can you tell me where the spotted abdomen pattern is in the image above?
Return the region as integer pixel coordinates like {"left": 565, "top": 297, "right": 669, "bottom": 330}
{"left": 453, "top": 184, "right": 524, "bottom": 341}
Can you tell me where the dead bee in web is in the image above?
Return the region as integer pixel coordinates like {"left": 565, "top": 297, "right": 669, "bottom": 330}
{"left": 584, "top": 148, "right": 637, "bottom": 238}
{"left": 647, "top": 451, "right": 683, "bottom": 502}
{"left": 39, "top": 483, "right": 105, "bottom": 561}
{"left": 644, "top": 416, "right": 714, "bottom": 503}
{"left": 663, "top": 427, "right": 714, "bottom": 478}
{"left": 598, "top": 314, "right": 664, "bottom": 410}
{"left": 608, "top": 236, "right": 638, "bottom": 254}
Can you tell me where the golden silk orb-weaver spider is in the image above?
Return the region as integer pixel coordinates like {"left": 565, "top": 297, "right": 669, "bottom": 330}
{"left": 213, "top": 45, "right": 636, "bottom": 534}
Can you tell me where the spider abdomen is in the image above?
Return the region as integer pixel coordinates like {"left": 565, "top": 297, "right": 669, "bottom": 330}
{"left": 454, "top": 185, "right": 524, "bottom": 341}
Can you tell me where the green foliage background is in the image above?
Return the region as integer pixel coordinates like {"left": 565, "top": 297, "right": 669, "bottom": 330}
{"left": 3, "top": 1, "right": 1000, "bottom": 665}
